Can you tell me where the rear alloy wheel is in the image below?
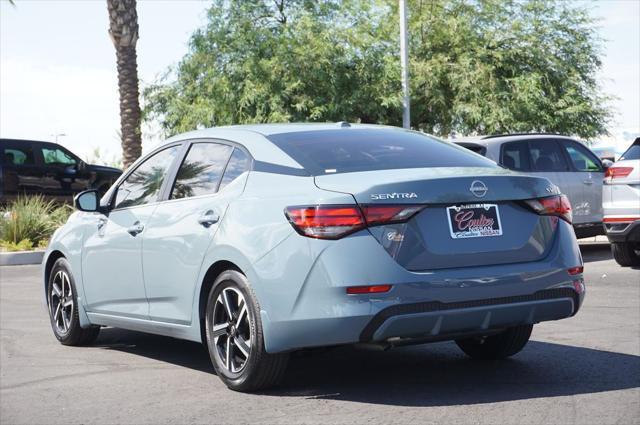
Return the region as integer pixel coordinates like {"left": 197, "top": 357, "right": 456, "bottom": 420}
{"left": 205, "top": 270, "right": 288, "bottom": 392}
{"left": 455, "top": 324, "right": 533, "bottom": 360}
{"left": 211, "top": 287, "right": 252, "bottom": 373}
{"left": 48, "top": 258, "right": 100, "bottom": 346}
{"left": 611, "top": 242, "right": 640, "bottom": 267}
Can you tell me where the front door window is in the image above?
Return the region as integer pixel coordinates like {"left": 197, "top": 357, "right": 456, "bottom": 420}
{"left": 114, "top": 145, "right": 180, "bottom": 209}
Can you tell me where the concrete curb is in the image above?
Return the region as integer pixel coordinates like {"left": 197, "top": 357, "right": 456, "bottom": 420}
{"left": 0, "top": 250, "right": 44, "bottom": 266}
{"left": 577, "top": 235, "right": 611, "bottom": 246}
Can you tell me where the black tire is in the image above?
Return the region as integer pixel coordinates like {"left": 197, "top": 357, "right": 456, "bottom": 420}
{"left": 455, "top": 324, "right": 533, "bottom": 360}
{"left": 611, "top": 242, "right": 640, "bottom": 267}
{"left": 47, "top": 258, "right": 100, "bottom": 346}
{"left": 205, "top": 270, "right": 288, "bottom": 392}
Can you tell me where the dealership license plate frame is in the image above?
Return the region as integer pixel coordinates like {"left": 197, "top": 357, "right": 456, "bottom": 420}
{"left": 446, "top": 203, "right": 503, "bottom": 239}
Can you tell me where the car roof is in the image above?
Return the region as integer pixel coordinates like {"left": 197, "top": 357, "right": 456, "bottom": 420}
{"left": 171, "top": 122, "right": 419, "bottom": 139}
{"left": 0, "top": 138, "right": 55, "bottom": 144}
{"left": 185, "top": 122, "right": 399, "bottom": 136}
{"left": 483, "top": 134, "right": 578, "bottom": 144}
{"left": 452, "top": 134, "right": 581, "bottom": 147}
{"left": 450, "top": 136, "right": 484, "bottom": 143}
{"left": 161, "top": 123, "right": 416, "bottom": 168}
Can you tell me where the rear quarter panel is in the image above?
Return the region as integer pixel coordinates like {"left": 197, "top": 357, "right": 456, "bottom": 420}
{"left": 190, "top": 171, "right": 356, "bottom": 339}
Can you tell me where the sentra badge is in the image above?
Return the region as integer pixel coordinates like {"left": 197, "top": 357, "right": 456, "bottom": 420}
{"left": 371, "top": 192, "right": 418, "bottom": 200}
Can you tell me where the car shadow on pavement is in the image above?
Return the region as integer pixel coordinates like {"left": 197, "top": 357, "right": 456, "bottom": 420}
{"left": 95, "top": 327, "right": 214, "bottom": 374}
{"left": 580, "top": 244, "right": 613, "bottom": 263}
{"left": 95, "top": 328, "right": 639, "bottom": 407}
{"left": 272, "top": 341, "right": 640, "bottom": 406}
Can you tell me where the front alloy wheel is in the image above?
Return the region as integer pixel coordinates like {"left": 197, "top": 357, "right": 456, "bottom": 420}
{"left": 49, "top": 270, "right": 74, "bottom": 335}
{"left": 47, "top": 258, "right": 100, "bottom": 346}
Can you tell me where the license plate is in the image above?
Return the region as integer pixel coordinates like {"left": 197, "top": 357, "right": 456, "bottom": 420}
{"left": 446, "top": 204, "right": 503, "bottom": 239}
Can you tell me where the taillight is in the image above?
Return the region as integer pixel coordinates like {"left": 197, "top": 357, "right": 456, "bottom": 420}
{"left": 360, "top": 205, "right": 424, "bottom": 226}
{"left": 605, "top": 166, "right": 633, "bottom": 183}
{"left": 603, "top": 216, "right": 640, "bottom": 223}
{"left": 284, "top": 206, "right": 365, "bottom": 239}
{"left": 524, "top": 194, "right": 573, "bottom": 224}
{"left": 285, "top": 205, "right": 425, "bottom": 239}
{"left": 346, "top": 284, "right": 393, "bottom": 294}
{"left": 568, "top": 266, "right": 584, "bottom": 275}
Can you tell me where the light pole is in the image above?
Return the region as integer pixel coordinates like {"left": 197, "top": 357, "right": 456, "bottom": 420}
{"left": 399, "top": 0, "right": 410, "bottom": 129}
{"left": 50, "top": 133, "right": 66, "bottom": 143}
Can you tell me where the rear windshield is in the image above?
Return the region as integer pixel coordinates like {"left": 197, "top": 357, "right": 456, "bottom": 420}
{"left": 267, "top": 129, "right": 497, "bottom": 175}
{"left": 620, "top": 141, "right": 640, "bottom": 161}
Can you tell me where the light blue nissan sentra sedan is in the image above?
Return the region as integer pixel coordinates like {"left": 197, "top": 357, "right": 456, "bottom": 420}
{"left": 42, "top": 123, "right": 585, "bottom": 391}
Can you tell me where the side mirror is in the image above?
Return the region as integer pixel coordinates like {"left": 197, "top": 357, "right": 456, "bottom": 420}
{"left": 601, "top": 159, "right": 613, "bottom": 170}
{"left": 74, "top": 190, "right": 99, "bottom": 212}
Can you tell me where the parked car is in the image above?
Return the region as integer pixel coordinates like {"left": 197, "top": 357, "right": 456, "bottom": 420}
{"left": 603, "top": 137, "right": 640, "bottom": 266}
{"left": 0, "top": 138, "right": 121, "bottom": 203}
{"left": 43, "top": 124, "right": 585, "bottom": 392}
{"left": 453, "top": 134, "right": 606, "bottom": 238}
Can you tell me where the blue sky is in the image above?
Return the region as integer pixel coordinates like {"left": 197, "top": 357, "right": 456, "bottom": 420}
{"left": 1, "top": 0, "right": 638, "bottom": 161}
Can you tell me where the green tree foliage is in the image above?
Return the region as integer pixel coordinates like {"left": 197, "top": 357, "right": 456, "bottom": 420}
{"left": 410, "top": 0, "right": 611, "bottom": 137}
{"left": 143, "top": 0, "right": 611, "bottom": 138}
{"left": 144, "top": 0, "right": 400, "bottom": 134}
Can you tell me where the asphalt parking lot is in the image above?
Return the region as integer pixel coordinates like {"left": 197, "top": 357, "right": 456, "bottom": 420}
{"left": 1, "top": 243, "right": 638, "bottom": 424}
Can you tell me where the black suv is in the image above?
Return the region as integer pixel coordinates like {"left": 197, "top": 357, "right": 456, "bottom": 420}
{"left": 1, "top": 139, "right": 122, "bottom": 203}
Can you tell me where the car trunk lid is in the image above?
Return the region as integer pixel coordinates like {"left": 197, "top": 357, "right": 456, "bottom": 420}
{"left": 315, "top": 167, "right": 561, "bottom": 270}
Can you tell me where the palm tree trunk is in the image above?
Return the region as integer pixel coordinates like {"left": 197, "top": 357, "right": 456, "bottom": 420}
{"left": 107, "top": 0, "right": 142, "bottom": 169}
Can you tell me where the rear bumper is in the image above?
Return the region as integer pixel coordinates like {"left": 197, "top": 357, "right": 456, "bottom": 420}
{"left": 604, "top": 219, "right": 640, "bottom": 243}
{"left": 256, "top": 221, "right": 585, "bottom": 353}
{"left": 361, "top": 288, "right": 580, "bottom": 342}
{"left": 573, "top": 222, "right": 604, "bottom": 239}
{"left": 261, "top": 286, "right": 583, "bottom": 352}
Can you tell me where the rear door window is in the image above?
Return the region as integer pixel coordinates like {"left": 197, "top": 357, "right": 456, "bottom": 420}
{"left": 500, "top": 141, "right": 531, "bottom": 171}
{"left": 562, "top": 141, "right": 602, "bottom": 172}
{"left": 267, "top": 129, "right": 496, "bottom": 175}
{"left": 528, "top": 140, "right": 570, "bottom": 172}
{"left": 3, "top": 146, "right": 35, "bottom": 165}
{"left": 218, "top": 148, "right": 250, "bottom": 191}
{"left": 170, "top": 142, "right": 233, "bottom": 199}
{"left": 620, "top": 141, "right": 640, "bottom": 161}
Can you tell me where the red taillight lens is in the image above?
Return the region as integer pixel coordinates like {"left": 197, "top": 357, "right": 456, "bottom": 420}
{"left": 603, "top": 216, "right": 640, "bottom": 223}
{"left": 525, "top": 194, "right": 573, "bottom": 224}
{"left": 568, "top": 266, "right": 584, "bottom": 275}
{"left": 284, "top": 205, "right": 365, "bottom": 239}
{"left": 605, "top": 167, "right": 633, "bottom": 180}
{"left": 360, "top": 205, "right": 425, "bottom": 226}
{"left": 346, "top": 284, "right": 392, "bottom": 294}
{"left": 285, "top": 204, "right": 425, "bottom": 239}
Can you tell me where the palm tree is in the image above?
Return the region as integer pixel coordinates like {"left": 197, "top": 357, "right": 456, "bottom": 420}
{"left": 107, "top": 0, "right": 142, "bottom": 169}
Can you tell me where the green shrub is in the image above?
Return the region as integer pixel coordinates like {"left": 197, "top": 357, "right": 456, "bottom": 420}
{"left": 0, "top": 239, "right": 34, "bottom": 252}
{"left": 0, "top": 195, "right": 73, "bottom": 250}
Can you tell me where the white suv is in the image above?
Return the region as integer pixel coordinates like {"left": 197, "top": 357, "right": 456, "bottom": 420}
{"left": 603, "top": 138, "right": 640, "bottom": 266}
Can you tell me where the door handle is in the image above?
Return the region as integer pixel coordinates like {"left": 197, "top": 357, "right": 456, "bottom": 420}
{"left": 583, "top": 180, "right": 594, "bottom": 185}
{"left": 127, "top": 221, "right": 144, "bottom": 236}
{"left": 97, "top": 217, "right": 107, "bottom": 230}
{"left": 197, "top": 210, "right": 219, "bottom": 228}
